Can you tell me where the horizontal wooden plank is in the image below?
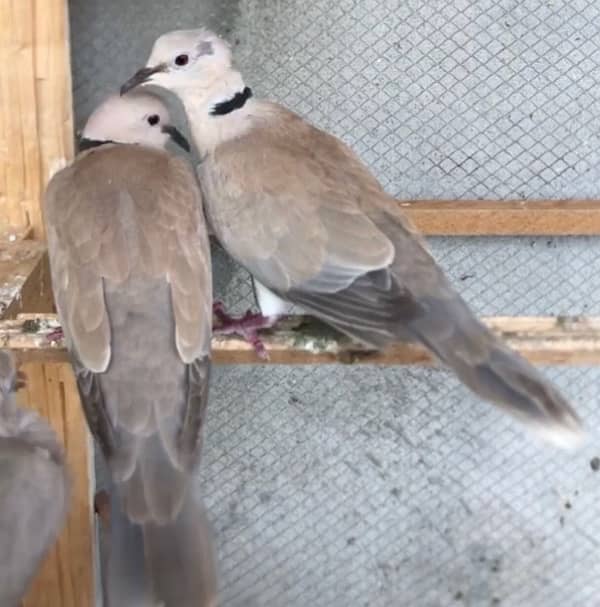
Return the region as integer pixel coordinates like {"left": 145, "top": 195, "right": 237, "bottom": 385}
{"left": 5, "top": 200, "right": 600, "bottom": 244}
{"left": 401, "top": 200, "right": 600, "bottom": 235}
{"left": 2, "top": 313, "right": 600, "bottom": 366}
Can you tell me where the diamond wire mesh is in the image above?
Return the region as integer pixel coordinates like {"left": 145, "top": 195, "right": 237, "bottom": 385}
{"left": 68, "top": 1, "right": 600, "bottom": 605}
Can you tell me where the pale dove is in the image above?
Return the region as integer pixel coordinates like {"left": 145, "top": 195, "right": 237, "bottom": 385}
{"left": 121, "top": 30, "right": 583, "bottom": 448}
{"left": 43, "top": 92, "right": 218, "bottom": 606}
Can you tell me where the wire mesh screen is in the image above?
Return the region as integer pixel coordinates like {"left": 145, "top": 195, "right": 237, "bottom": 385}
{"left": 69, "top": 1, "right": 600, "bottom": 605}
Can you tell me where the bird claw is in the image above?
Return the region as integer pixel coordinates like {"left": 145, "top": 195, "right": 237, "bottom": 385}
{"left": 212, "top": 301, "right": 277, "bottom": 360}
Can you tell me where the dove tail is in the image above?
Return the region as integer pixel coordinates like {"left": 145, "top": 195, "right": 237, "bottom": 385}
{"left": 104, "top": 484, "right": 218, "bottom": 607}
{"left": 365, "top": 208, "right": 585, "bottom": 448}
{"left": 285, "top": 274, "right": 584, "bottom": 447}
{"left": 142, "top": 489, "right": 218, "bottom": 607}
{"left": 405, "top": 293, "right": 584, "bottom": 448}
{"left": 103, "top": 485, "right": 151, "bottom": 607}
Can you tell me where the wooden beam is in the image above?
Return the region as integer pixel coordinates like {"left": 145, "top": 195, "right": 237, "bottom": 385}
{"left": 4, "top": 195, "right": 600, "bottom": 243}
{"left": 0, "top": 0, "right": 74, "bottom": 239}
{"left": 401, "top": 200, "right": 600, "bottom": 235}
{"left": 2, "top": 313, "right": 600, "bottom": 366}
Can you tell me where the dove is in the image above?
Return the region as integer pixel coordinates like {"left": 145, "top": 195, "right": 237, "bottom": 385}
{"left": 121, "top": 29, "right": 584, "bottom": 448}
{"left": 0, "top": 350, "right": 70, "bottom": 607}
{"left": 43, "top": 92, "right": 218, "bottom": 606}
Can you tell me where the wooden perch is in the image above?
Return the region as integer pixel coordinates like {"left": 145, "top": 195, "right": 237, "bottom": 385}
{"left": 2, "top": 313, "right": 600, "bottom": 366}
{"left": 402, "top": 200, "right": 600, "bottom": 235}
{"left": 4, "top": 199, "right": 600, "bottom": 244}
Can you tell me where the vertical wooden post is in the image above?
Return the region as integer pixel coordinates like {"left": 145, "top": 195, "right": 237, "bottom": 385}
{"left": 1, "top": 1, "right": 94, "bottom": 605}
{"left": 0, "top": 0, "right": 74, "bottom": 237}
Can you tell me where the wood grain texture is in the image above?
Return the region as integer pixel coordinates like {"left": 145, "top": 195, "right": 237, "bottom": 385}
{"left": 16, "top": 362, "right": 94, "bottom": 607}
{"left": 33, "top": 0, "right": 75, "bottom": 212}
{"left": 3, "top": 313, "right": 600, "bottom": 366}
{"left": 0, "top": 0, "right": 37, "bottom": 228}
{"left": 401, "top": 199, "right": 600, "bottom": 235}
{"left": 0, "top": 0, "right": 74, "bottom": 238}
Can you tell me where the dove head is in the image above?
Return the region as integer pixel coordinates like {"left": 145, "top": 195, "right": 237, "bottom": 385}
{"left": 81, "top": 92, "right": 189, "bottom": 151}
{"left": 121, "top": 29, "right": 233, "bottom": 95}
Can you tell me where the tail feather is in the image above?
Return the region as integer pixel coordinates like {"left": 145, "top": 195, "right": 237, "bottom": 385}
{"left": 287, "top": 276, "right": 584, "bottom": 446}
{"left": 280, "top": 205, "right": 585, "bottom": 445}
{"left": 407, "top": 294, "right": 584, "bottom": 448}
{"left": 104, "top": 484, "right": 218, "bottom": 607}
{"left": 104, "top": 485, "right": 153, "bottom": 607}
{"left": 373, "top": 208, "right": 585, "bottom": 448}
{"left": 143, "top": 490, "right": 218, "bottom": 607}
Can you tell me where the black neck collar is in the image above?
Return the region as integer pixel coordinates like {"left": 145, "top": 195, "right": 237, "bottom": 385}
{"left": 78, "top": 138, "right": 118, "bottom": 152}
{"left": 210, "top": 87, "right": 253, "bottom": 116}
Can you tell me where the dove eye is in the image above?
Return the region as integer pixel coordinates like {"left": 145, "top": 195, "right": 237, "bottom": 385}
{"left": 175, "top": 54, "right": 189, "bottom": 66}
{"left": 147, "top": 115, "right": 160, "bottom": 126}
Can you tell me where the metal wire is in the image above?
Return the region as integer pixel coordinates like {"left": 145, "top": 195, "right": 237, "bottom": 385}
{"left": 69, "top": 1, "right": 600, "bottom": 605}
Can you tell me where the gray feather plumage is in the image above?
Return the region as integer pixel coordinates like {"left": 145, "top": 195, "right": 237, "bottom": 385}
{"left": 44, "top": 138, "right": 216, "bottom": 605}
{"left": 197, "top": 98, "right": 583, "bottom": 447}
{"left": 121, "top": 33, "right": 581, "bottom": 445}
{"left": 0, "top": 350, "right": 69, "bottom": 607}
{"left": 100, "top": 477, "right": 218, "bottom": 607}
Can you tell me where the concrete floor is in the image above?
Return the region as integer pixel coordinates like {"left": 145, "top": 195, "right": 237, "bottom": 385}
{"left": 70, "top": 1, "right": 600, "bottom": 605}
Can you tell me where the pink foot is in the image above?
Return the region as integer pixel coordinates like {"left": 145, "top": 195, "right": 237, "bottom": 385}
{"left": 212, "top": 302, "right": 278, "bottom": 359}
{"left": 47, "top": 327, "right": 64, "bottom": 344}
